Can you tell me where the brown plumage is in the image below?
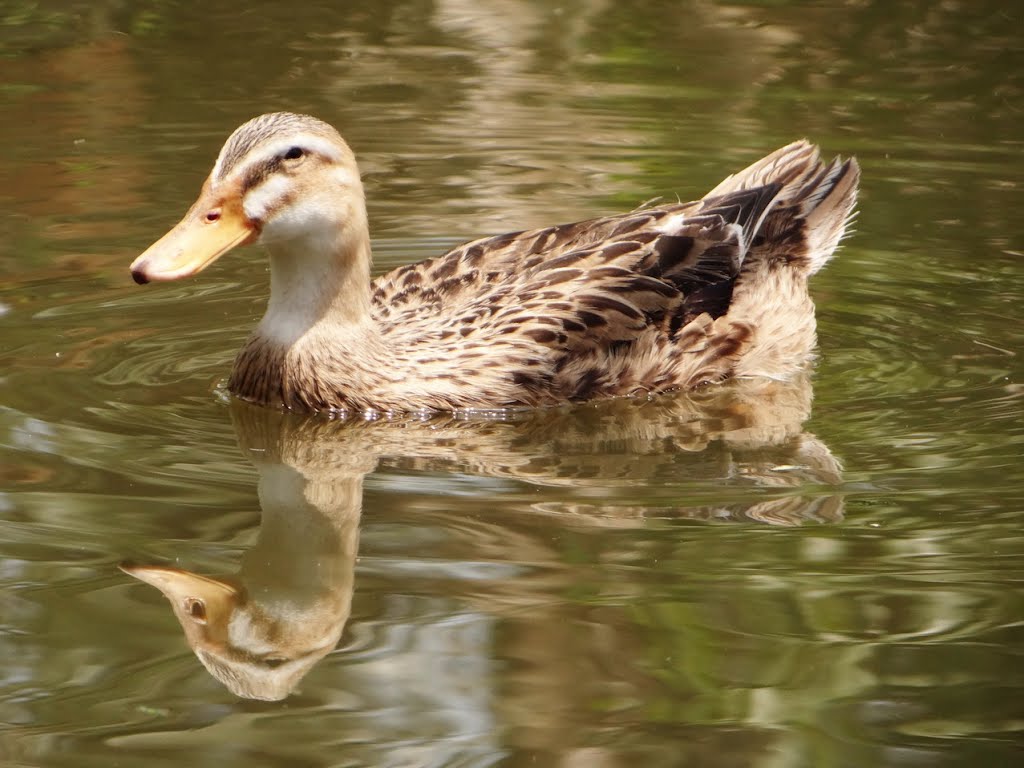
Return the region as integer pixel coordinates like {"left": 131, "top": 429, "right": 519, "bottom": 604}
{"left": 130, "top": 112, "right": 859, "bottom": 415}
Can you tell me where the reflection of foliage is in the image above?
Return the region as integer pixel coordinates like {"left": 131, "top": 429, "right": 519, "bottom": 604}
{"left": 2, "top": 1, "right": 63, "bottom": 28}
{"left": 0, "top": 1, "right": 69, "bottom": 56}
{"left": 128, "top": 5, "right": 171, "bottom": 37}
{"left": 0, "top": 0, "right": 174, "bottom": 56}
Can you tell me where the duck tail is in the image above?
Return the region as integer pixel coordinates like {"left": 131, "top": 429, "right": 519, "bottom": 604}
{"left": 705, "top": 141, "right": 861, "bottom": 276}
{"left": 797, "top": 154, "right": 860, "bottom": 275}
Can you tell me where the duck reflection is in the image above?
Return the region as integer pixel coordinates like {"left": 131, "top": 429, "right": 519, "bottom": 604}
{"left": 121, "top": 409, "right": 366, "bottom": 701}
{"left": 122, "top": 374, "right": 842, "bottom": 700}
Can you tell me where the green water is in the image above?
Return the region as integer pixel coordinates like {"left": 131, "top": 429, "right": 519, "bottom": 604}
{"left": 1, "top": 1, "right": 1022, "bottom": 766}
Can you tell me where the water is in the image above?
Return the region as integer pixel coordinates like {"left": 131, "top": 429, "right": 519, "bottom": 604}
{"left": 1, "top": 1, "right": 1022, "bottom": 765}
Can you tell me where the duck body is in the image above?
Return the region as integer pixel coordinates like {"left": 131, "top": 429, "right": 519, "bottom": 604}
{"left": 131, "top": 113, "right": 859, "bottom": 415}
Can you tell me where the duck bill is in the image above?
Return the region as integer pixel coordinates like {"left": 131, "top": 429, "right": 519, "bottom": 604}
{"left": 130, "top": 182, "right": 257, "bottom": 284}
{"left": 120, "top": 563, "right": 242, "bottom": 621}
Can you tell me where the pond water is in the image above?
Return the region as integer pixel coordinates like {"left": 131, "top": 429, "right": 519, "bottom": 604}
{"left": 1, "top": 1, "right": 1022, "bottom": 766}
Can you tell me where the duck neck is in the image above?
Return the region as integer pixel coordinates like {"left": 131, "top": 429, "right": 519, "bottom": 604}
{"left": 230, "top": 203, "right": 401, "bottom": 411}
{"left": 258, "top": 213, "right": 375, "bottom": 344}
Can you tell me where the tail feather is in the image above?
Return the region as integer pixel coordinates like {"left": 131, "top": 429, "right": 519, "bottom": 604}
{"left": 704, "top": 141, "right": 860, "bottom": 276}
{"left": 704, "top": 141, "right": 822, "bottom": 199}
{"left": 697, "top": 181, "right": 783, "bottom": 253}
{"left": 800, "top": 157, "right": 860, "bottom": 273}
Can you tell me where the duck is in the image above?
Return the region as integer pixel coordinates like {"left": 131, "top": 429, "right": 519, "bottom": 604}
{"left": 130, "top": 112, "right": 859, "bottom": 415}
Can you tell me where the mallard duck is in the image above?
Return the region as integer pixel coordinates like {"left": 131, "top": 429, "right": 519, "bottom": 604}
{"left": 131, "top": 112, "right": 859, "bottom": 414}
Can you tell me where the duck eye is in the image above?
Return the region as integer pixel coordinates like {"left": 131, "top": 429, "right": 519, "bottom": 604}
{"left": 184, "top": 598, "right": 207, "bottom": 623}
{"left": 284, "top": 146, "right": 304, "bottom": 160}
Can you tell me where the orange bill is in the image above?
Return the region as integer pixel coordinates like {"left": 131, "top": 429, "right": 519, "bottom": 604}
{"left": 130, "top": 180, "right": 257, "bottom": 284}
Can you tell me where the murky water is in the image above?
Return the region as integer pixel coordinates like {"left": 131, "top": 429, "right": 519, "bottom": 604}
{"left": 1, "top": 1, "right": 1022, "bottom": 766}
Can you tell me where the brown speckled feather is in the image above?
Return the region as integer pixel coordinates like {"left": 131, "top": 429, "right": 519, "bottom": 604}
{"left": 347, "top": 142, "right": 859, "bottom": 412}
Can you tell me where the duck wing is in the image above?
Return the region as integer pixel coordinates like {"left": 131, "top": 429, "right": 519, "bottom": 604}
{"left": 370, "top": 183, "right": 779, "bottom": 331}
{"left": 364, "top": 140, "right": 858, "bottom": 407}
{"left": 366, "top": 185, "right": 780, "bottom": 406}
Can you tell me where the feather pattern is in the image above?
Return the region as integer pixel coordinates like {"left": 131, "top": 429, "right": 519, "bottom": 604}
{"left": 131, "top": 113, "right": 859, "bottom": 415}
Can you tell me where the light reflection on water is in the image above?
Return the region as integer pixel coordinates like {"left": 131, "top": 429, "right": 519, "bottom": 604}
{"left": 1, "top": 0, "right": 1023, "bottom": 766}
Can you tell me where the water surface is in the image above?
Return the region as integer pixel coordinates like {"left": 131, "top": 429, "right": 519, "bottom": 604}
{"left": 1, "top": 1, "right": 1022, "bottom": 766}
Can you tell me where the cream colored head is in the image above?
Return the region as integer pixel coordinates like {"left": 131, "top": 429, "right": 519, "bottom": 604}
{"left": 130, "top": 112, "right": 366, "bottom": 284}
{"left": 121, "top": 562, "right": 343, "bottom": 701}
